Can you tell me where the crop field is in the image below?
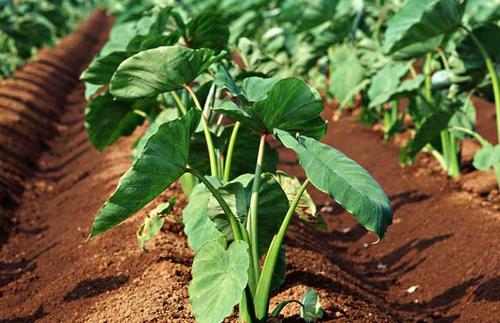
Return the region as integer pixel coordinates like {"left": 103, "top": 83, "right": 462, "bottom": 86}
{"left": 0, "top": 0, "right": 498, "bottom": 322}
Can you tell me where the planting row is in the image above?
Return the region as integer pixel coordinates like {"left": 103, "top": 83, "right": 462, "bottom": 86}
{"left": 0, "top": 10, "right": 111, "bottom": 243}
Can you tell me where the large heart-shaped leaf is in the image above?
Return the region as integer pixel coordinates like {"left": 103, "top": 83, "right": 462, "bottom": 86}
{"left": 189, "top": 240, "right": 249, "bottom": 323}
{"left": 329, "top": 45, "right": 365, "bottom": 108}
{"left": 81, "top": 9, "right": 177, "bottom": 85}
{"left": 110, "top": 46, "right": 224, "bottom": 100}
{"left": 392, "top": 35, "right": 445, "bottom": 60}
{"left": 85, "top": 92, "right": 157, "bottom": 151}
{"left": 457, "top": 24, "right": 500, "bottom": 72}
{"left": 274, "top": 130, "right": 392, "bottom": 238}
{"left": 186, "top": 8, "right": 229, "bottom": 52}
{"left": 89, "top": 109, "right": 201, "bottom": 238}
{"left": 183, "top": 179, "right": 225, "bottom": 252}
{"left": 383, "top": 0, "right": 464, "bottom": 54}
{"left": 215, "top": 78, "right": 327, "bottom": 139}
{"left": 81, "top": 51, "right": 130, "bottom": 85}
{"left": 367, "top": 63, "right": 408, "bottom": 108}
{"left": 131, "top": 109, "right": 180, "bottom": 161}
{"left": 239, "top": 76, "right": 280, "bottom": 102}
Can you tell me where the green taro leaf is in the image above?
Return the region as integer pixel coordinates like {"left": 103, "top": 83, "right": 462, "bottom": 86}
{"left": 392, "top": 35, "right": 445, "bottom": 60}
{"left": 81, "top": 51, "right": 130, "bottom": 85}
{"left": 186, "top": 8, "right": 229, "bottom": 52}
{"left": 457, "top": 24, "right": 500, "bottom": 72}
{"left": 189, "top": 240, "right": 249, "bottom": 323}
{"left": 400, "top": 110, "right": 454, "bottom": 164}
{"left": 449, "top": 96, "right": 476, "bottom": 139}
{"left": 383, "top": 0, "right": 465, "bottom": 54}
{"left": 81, "top": 8, "right": 180, "bottom": 86}
{"left": 279, "top": 0, "right": 337, "bottom": 32}
{"left": 274, "top": 130, "right": 392, "bottom": 238}
{"left": 329, "top": 45, "right": 365, "bottom": 108}
{"left": 89, "top": 109, "right": 201, "bottom": 238}
{"left": 183, "top": 179, "right": 225, "bottom": 252}
{"left": 463, "top": 0, "right": 500, "bottom": 27}
{"left": 239, "top": 76, "right": 280, "bottom": 102}
{"left": 85, "top": 92, "right": 155, "bottom": 151}
{"left": 368, "top": 63, "right": 409, "bottom": 108}
{"left": 473, "top": 144, "right": 500, "bottom": 171}
{"left": 131, "top": 109, "right": 179, "bottom": 161}
{"left": 215, "top": 65, "right": 241, "bottom": 96}
{"left": 394, "top": 75, "right": 426, "bottom": 97}
{"left": 300, "top": 288, "right": 324, "bottom": 322}
{"left": 215, "top": 78, "right": 327, "bottom": 139}
{"left": 110, "top": 46, "right": 224, "bottom": 100}
{"left": 84, "top": 82, "right": 102, "bottom": 100}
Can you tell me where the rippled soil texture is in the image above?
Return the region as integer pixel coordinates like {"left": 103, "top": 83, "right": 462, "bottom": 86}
{"left": 0, "top": 12, "right": 498, "bottom": 323}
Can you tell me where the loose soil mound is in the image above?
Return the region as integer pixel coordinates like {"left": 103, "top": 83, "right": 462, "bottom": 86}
{"left": 0, "top": 10, "right": 112, "bottom": 245}
{"left": 0, "top": 12, "right": 499, "bottom": 323}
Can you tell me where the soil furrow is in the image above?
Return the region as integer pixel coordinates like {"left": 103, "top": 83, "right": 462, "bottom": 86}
{"left": 0, "top": 10, "right": 112, "bottom": 245}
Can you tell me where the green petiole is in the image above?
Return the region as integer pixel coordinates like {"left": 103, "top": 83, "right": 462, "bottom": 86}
{"left": 247, "top": 133, "right": 267, "bottom": 286}
{"left": 183, "top": 85, "right": 219, "bottom": 178}
{"left": 254, "top": 179, "right": 310, "bottom": 319}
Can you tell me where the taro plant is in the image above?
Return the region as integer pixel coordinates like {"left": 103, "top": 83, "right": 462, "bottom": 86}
{"left": 381, "top": 0, "right": 500, "bottom": 182}
{"left": 86, "top": 39, "right": 393, "bottom": 322}
{"left": 324, "top": 0, "right": 499, "bottom": 184}
{"left": 0, "top": 0, "right": 104, "bottom": 78}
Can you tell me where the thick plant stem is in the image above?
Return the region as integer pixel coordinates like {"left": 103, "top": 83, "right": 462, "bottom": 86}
{"left": 183, "top": 85, "right": 219, "bottom": 178}
{"left": 239, "top": 288, "right": 257, "bottom": 323}
{"left": 254, "top": 179, "right": 310, "bottom": 319}
{"left": 463, "top": 27, "right": 500, "bottom": 143}
{"left": 170, "top": 92, "right": 187, "bottom": 115}
{"left": 440, "top": 130, "right": 460, "bottom": 178}
{"left": 248, "top": 134, "right": 267, "bottom": 285}
{"left": 424, "top": 52, "right": 433, "bottom": 102}
{"left": 448, "top": 132, "right": 460, "bottom": 178}
{"left": 440, "top": 130, "right": 450, "bottom": 170}
{"left": 186, "top": 168, "right": 242, "bottom": 241}
{"left": 223, "top": 122, "right": 241, "bottom": 182}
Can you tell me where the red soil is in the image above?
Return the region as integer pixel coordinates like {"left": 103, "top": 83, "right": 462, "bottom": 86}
{"left": 0, "top": 11, "right": 498, "bottom": 323}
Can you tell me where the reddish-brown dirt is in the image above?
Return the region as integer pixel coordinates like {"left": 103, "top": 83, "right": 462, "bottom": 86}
{"left": 0, "top": 11, "right": 499, "bottom": 323}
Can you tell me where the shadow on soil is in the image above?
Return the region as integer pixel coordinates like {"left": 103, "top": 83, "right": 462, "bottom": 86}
{"left": 0, "top": 305, "right": 46, "bottom": 323}
{"left": 63, "top": 274, "right": 129, "bottom": 301}
{"left": 394, "top": 276, "right": 484, "bottom": 322}
{"left": 389, "top": 190, "right": 431, "bottom": 212}
{"left": 473, "top": 276, "right": 500, "bottom": 302}
{"left": 0, "top": 242, "right": 57, "bottom": 288}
